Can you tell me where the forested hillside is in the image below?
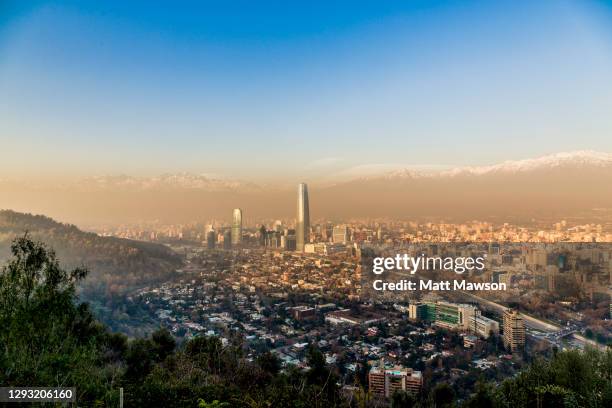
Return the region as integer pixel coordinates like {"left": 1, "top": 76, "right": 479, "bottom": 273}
{"left": 0, "top": 210, "right": 182, "bottom": 292}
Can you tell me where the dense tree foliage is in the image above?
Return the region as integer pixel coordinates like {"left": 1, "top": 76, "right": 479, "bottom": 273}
{"left": 0, "top": 235, "right": 121, "bottom": 405}
{"left": 491, "top": 348, "right": 612, "bottom": 408}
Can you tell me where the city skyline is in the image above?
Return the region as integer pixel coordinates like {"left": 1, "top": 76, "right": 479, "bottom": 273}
{"left": 1, "top": 1, "right": 612, "bottom": 179}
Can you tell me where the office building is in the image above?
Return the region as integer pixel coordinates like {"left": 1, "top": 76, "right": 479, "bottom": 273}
{"left": 434, "top": 301, "right": 477, "bottom": 330}
{"left": 407, "top": 303, "right": 427, "bottom": 321}
{"left": 265, "top": 230, "right": 281, "bottom": 248}
{"left": 296, "top": 183, "right": 310, "bottom": 251}
{"left": 222, "top": 230, "right": 232, "bottom": 249}
{"left": 422, "top": 301, "right": 437, "bottom": 322}
{"left": 206, "top": 230, "right": 216, "bottom": 250}
{"left": 468, "top": 314, "right": 499, "bottom": 338}
{"left": 258, "top": 225, "right": 266, "bottom": 247}
{"left": 417, "top": 300, "right": 484, "bottom": 332}
{"left": 333, "top": 225, "right": 348, "bottom": 244}
{"left": 231, "top": 208, "right": 242, "bottom": 245}
{"left": 282, "top": 230, "right": 297, "bottom": 251}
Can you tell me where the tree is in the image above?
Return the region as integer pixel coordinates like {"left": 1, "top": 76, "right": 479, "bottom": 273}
{"left": 391, "top": 390, "right": 416, "bottom": 408}
{"left": 463, "top": 381, "right": 496, "bottom": 408}
{"left": 257, "top": 351, "right": 281, "bottom": 376}
{"left": 494, "top": 348, "right": 612, "bottom": 408}
{"left": 0, "top": 235, "right": 119, "bottom": 405}
{"left": 152, "top": 327, "right": 177, "bottom": 360}
{"left": 431, "top": 383, "right": 455, "bottom": 407}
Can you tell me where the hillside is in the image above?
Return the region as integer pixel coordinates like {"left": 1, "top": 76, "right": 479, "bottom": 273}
{"left": 0, "top": 210, "right": 182, "bottom": 292}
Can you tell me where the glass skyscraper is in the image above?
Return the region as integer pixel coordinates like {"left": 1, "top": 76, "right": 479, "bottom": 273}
{"left": 296, "top": 183, "right": 310, "bottom": 251}
{"left": 231, "top": 208, "right": 242, "bottom": 245}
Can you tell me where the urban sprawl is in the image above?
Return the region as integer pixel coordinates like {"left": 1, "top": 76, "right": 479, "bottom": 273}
{"left": 96, "top": 183, "right": 612, "bottom": 404}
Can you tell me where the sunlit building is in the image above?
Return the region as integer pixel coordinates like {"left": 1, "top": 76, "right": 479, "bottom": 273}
{"left": 468, "top": 314, "right": 499, "bottom": 338}
{"left": 296, "top": 183, "right": 310, "bottom": 251}
{"left": 369, "top": 362, "right": 423, "bottom": 397}
{"left": 503, "top": 309, "right": 525, "bottom": 352}
{"left": 231, "top": 208, "right": 242, "bottom": 245}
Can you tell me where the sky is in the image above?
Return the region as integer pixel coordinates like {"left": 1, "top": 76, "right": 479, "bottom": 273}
{"left": 1, "top": 0, "right": 612, "bottom": 182}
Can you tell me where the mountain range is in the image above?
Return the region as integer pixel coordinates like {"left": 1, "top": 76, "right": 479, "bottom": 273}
{"left": 316, "top": 150, "right": 612, "bottom": 220}
{"left": 1, "top": 151, "right": 611, "bottom": 224}
{"left": 380, "top": 150, "right": 612, "bottom": 179}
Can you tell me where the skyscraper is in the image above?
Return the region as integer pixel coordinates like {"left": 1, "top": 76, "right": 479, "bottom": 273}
{"left": 231, "top": 208, "right": 242, "bottom": 245}
{"left": 503, "top": 309, "right": 525, "bottom": 352}
{"left": 206, "top": 229, "right": 217, "bottom": 250}
{"left": 296, "top": 183, "right": 310, "bottom": 251}
{"left": 223, "top": 230, "right": 232, "bottom": 250}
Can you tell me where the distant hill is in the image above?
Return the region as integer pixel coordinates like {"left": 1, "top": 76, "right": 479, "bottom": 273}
{"left": 0, "top": 210, "right": 182, "bottom": 292}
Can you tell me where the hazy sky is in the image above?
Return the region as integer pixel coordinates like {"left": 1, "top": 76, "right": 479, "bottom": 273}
{"left": 1, "top": 0, "right": 612, "bottom": 181}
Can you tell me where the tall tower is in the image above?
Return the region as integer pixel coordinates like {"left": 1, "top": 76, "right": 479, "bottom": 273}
{"left": 231, "top": 208, "right": 242, "bottom": 245}
{"left": 296, "top": 183, "right": 310, "bottom": 251}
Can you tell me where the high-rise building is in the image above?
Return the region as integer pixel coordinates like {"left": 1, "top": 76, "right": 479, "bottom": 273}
{"left": 258, "top": 225, "right": 267, "bottom": 247}
{"left": 368, "top": 366, "right": 386, "bottom": 396}
{"left": 282, "top": 229, "right": 297, "bottom": 251}
{"left": 231, "top": 208, "right": 242, "bottom": 245}
{"left": 368, "top": 362, "right": 423, "bottom": 397}
{"left": 206, "top": 230, "right": 217, "bottom": 250}
{"left": 332, "top": 225, "right": 348, "bottom": 244}
{"left": 503, "top": 310, "right": 525, "bottom": 352}
{"left": 265, "top": 231, "right": 281, "bottom": 248}
{"left": 296, "top": 183, "right": 310, "bottom": 251}
{"left": 223, "top": 230, "right": 232, "bottom": 250}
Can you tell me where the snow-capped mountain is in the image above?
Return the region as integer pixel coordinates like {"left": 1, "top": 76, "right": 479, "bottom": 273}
{"left": 381, "top": 150, "right": 612, "bottom": 180}
{"left": 75, "top": 173, "right": 261, "bottom": 192}
{"left": 315, "top": 150, "right": 612, "bottom": 219}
